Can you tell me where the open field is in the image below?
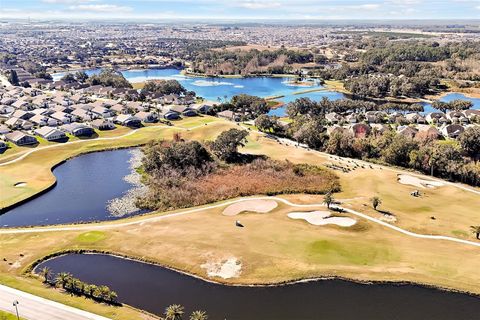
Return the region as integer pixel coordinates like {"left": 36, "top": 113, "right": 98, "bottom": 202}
{"left": 1, "top": 119, "right": 480, "bottom": 319}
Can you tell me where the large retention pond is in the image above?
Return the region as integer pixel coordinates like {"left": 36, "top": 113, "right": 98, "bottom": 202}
{"left": 0, "top": 149, "right": 145, "bottom": 227}
{"left": 37, "top": 253, "right": 480, "bottom": 320}
{"left": 54, "top": 68, "right": 480, "bottom": 116}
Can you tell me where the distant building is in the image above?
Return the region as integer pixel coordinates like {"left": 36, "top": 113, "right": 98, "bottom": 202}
{"left": 34, "top": 126, "right": 66, "bottom": 141}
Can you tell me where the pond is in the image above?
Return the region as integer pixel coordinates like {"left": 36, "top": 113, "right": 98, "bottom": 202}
{"left": 0, "top": 149, "right": 147, "bottom": 227}
{"left": 52, "top": 68, "right": 345, "bottom": 107}
{"left": 53, "top": 68, "right": 480, "bottom": 117}
{"left": 37, "top": 253, "right": 480, "bottom": 320}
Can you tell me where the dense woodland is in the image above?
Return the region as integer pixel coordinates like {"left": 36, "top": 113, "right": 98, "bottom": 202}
{"left": 255, "top": 98, "right": 480, "bottom": 186}
{"left": 190, "top": 48, "right": 314, "bottom": 75}
{"left": 137, "top": 130, "right": 339, "bottom": 210}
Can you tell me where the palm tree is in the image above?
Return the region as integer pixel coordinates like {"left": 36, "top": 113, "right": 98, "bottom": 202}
{"left": 165, "top": 304, "right": 185, "bottom": 320}
{"left": 98, "top": 285, "right": 111, "bottom": 301}
{"left": 471, "top": 226, "right": 480, "bottom": 239}
{"left": 107, "top": 291, "right": 118, "bottom": 304}
{"left": 55, "top": 272, "right": 71, "bottom": 289}
{"left": 324, "top": 192, "right": 334, "bottom": 209}
{"left": 40, "top": 267, "right": 52, "bottom": 284}
{"left": 371, "top": 196, "right": 382, "bottom": 210}
{"left": 190, "top": 310, "right": 208, "bottom": 320}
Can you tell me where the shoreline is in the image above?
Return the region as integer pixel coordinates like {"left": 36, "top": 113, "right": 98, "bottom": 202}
{"left": 28, "top": 250, "right": 480, "bottom": 297}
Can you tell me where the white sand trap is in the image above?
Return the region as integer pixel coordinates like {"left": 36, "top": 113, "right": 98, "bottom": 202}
{"left": 288, "top": 211, "right": 357, "bottom": 227}
{"left": 397, "top": 174, "right": 444, "bottom": 189}
{"left": 201, "top": 258, "right": 242, "bottom": 279}
{"left": 222, "top": 199, "right": 278, "bottom": 216}
{"left": 13, "top": 182, "right": 27, "bottom": 187}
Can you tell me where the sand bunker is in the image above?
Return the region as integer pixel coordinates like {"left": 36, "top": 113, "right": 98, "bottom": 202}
{"left": 13, "top": 182, "right": 27, "bottom": 187}
{"left": 288, "top": 211, "right": 357, "bottom": 227}
{"left": 201, "top": 258, "right": 242, "bottom": 279}
{"left": 397, "top": 174, "right": 444, "bottom": 189}
{"left": 222, "top": 199, "right": 278, "bottom": 216}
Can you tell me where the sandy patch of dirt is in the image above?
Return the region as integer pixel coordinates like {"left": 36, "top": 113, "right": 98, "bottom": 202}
{"left": 288, "top": 211, "right": 357, "bottom": 227}
{"left": 201, "top": 257, "right": 242, "bottom": 279}
{"left": 222, "top": 199, "right": 278, "bottom": 216}
{"left": 397, "top": 174, "right": 444, "bottom": 189}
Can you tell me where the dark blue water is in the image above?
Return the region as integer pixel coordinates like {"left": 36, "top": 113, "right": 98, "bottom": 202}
{"left": 0, "top": 149, "right": 142, "bottom": 227}
{"left": 37, "top": 253, "right": 480, "bottom": 320}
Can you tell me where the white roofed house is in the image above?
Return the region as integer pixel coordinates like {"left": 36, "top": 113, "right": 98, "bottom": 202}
{"left": 110, "top": 104, "right": 128, "bottom": 115}
{"left": 5, "top": 131, "right": 38, "bottom": 146}
{"left": 446, "top": 111, "right": 469, "bottom": 125}
{"left": 115, "top": 114, "right": 142, "bottom": 127}
{"left": 51, "top": 111, "right": 74, "bottom": 124}
{"left": 190, "top": 103, "right": 211, "bottom": 114}
{"left": 30, "top": 114, "right": 50, "bottom": 127}
{"left": 61, "top": 123, "right": 95, "bottom": 137}
{"left": 325, "top": 112, "right": 344, "bottom": 124}
{"left": 34, "top": 126, "right": 67, "bottom": 141}
{"left": 71, "top": 108, "right": 96, "bottom": 122}
{"left": 169, "top": 105, "right": 197, "bottom": 117}
{"left": 12, "top": 109, "right": 34, "bottom": 120}
{"left": 426, "top": 112, "right": 448, "bottom": 125}
{"left": 135, "top": 111, "right": 158, "bottom": 123}
{"left": 90, "top": 119, "right": 116, "bottom": 130}
{"left": 91, "top": 106, "right": 114, "bottom": 119}
{"left": 5, "top": 117, "right": 23, "bottom": 129}
{"left": 405, "top": 113, "right": 426, "bottom": 124}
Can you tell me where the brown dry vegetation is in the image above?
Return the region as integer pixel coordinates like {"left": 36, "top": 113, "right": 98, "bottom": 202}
{"left": 139, "top": 158, "right": 339, "bottom": 211}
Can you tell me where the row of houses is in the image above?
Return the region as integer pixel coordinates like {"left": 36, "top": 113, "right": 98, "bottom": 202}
{"left": 0, "top": 84, "right": 213, "bottom": 147}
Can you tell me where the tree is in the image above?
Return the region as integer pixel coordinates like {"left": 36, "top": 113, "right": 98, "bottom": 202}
{"left": 189, "top": 311, "right": 208, "bottom": 320}
{"left": 87, "top": 68, "right": 131, "bottom": 88}
{"left": 471, "top": 226, "right": 480, "bottom": 240}
{"left": 459, "top": 126, "right": 480, "bottom": 161}
{"left": 292, "top": 118, "right": 327, "bottom": 149}
{"left": 431, "top": 101, "right": 449, "bottom": 113}
{"left": 255, "top": 114, "right": 275, "bottom": 132}
{"left": 211, "top": 129, "right": 249, "bottom": 162}
{"left": 40, "top": 267, "right": 52, "bottom": 283}
{"left": 7, "top": 70, "right": 19, "bottom": 86}
{"left": 55, "top": 272, "right": 71, "bottom": 289}
{"left": 142, "top": 140, "right": 214, "bottom": 177}
{"left": 371, "top": 196, "right": 382, "bottom": 210}
{"left": 324, "top": 192, "right": 334, "bottom": 209}
{"left": 142, "top": 79, "right": 186, "bottom": 95}
{"left": 165, "top": 304, "right": 185, "bottom": 320}
{"left": 75, "top": 71, "right": 89, "bottom": 82}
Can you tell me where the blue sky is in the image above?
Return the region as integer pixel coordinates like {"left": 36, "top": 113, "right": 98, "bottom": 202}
{"left": 0, "top": 0, "right": 479, "bottom": 20}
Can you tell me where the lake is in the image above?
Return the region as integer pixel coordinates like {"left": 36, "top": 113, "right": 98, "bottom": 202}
{"left": 36, "top": 253, "right": 480, "bottom": 320}
{"left": 53, "top": 68, "right": 480, "bottom": 117}
{"left": 0, "top": 149, "right": 146, "bottom": 227}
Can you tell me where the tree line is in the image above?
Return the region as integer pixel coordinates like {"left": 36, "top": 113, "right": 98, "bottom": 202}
{"left": 39, "top": 267, "right": 119, "bottom": 305}
{"left": 255, "top": 98, "right": 480, "bottom": 186}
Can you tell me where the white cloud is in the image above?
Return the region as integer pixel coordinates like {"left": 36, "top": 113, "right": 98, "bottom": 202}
{"left": 237, "top": 1, "right": 282, "bottom": 9}
{"left": 68, "top": 4, "right": 133, "bottom": 12}
{"left": 42, "top": 0, "right": 96, "bottom": 3}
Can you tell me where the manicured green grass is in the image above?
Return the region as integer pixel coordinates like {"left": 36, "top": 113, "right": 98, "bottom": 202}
{"left": 0, "top": 310, "right": 24, "bottom": 320}
{"left": 76, "top": 231, "right": 107, "bottom": 243}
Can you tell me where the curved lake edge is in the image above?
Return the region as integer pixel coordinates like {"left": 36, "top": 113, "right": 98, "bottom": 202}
{"left": 29, "top": 250, "right": 480, "bottom": 298}
{"left": 0, "top": 145, "right": 147, "bottom": 219}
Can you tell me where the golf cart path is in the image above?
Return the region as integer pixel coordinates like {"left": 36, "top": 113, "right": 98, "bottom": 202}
{"left": 0, "top": 284, "right": 110, "bottom": 320}
{"left": 2, "top": 197, "right": 480, "bottom": 249}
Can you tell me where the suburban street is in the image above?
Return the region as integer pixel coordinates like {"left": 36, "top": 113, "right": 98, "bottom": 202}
{"left": 0, "top": 284, "right": 110, "bottom": 320}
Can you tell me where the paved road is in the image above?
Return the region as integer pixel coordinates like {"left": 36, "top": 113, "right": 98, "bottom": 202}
{"left": 0, "top": 284, "right": 110, "bottom": 320}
